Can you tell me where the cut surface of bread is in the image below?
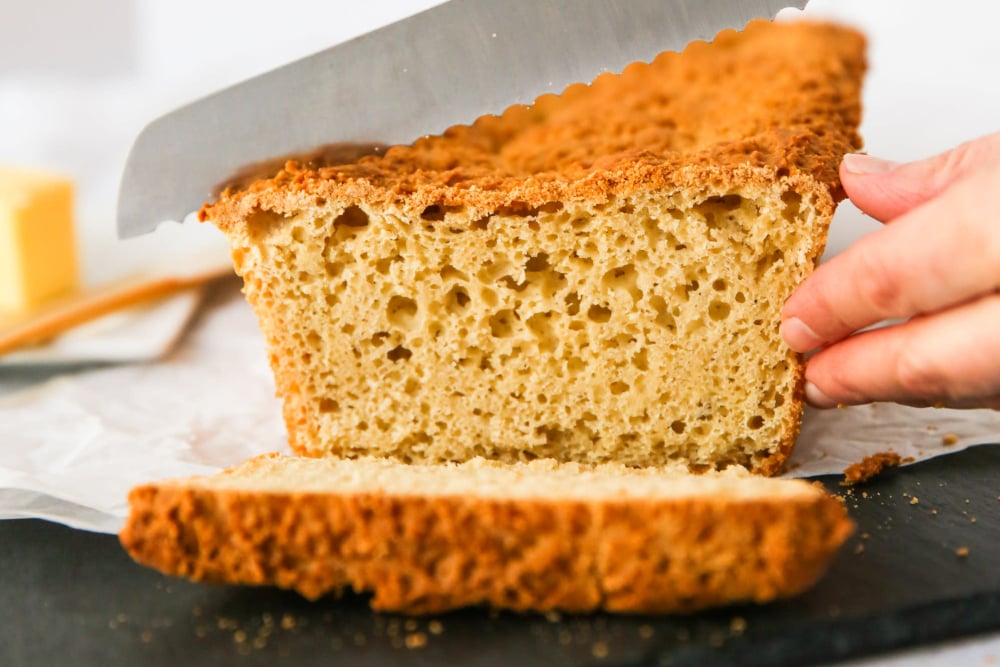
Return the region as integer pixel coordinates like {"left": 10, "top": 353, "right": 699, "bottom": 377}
{"left": 120, "top": 454, "right": 853, "bottom": 614}
{"left": 201, "top": 20, "right": 865, "bottom": 474}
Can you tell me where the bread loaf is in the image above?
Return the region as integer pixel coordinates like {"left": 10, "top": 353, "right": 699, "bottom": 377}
{"left": 121, "top": 20, "right": 867, "bottom": 613}
{"left": 201, "top": 21, "right": 865, "bottom": 473}
{"left": 120, "top": 454, "right": 852, "bottom": 614}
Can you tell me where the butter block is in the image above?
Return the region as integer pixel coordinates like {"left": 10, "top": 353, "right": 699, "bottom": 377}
{"left": 0, "top": 166, "right": 79, "bottom": 313}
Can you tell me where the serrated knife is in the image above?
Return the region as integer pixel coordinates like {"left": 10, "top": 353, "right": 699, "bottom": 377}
{"left": 117, "top": 0, "right": 807, "bottom": 238}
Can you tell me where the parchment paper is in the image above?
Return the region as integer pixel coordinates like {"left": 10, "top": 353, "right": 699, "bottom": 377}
{"left": 1, "top": 285, "right": 998, "bottom": 534}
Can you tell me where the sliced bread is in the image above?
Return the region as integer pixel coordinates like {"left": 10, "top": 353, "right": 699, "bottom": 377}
{"left": 120, "top": 454, "right": 852, "bottom": 614}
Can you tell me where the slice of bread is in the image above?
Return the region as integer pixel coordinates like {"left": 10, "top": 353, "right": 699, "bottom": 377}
{"left": 120, "top": 454, "right": 852, "bottom": 614}
{"left": 201, "top": 21, "right": 865, "bottom": 473}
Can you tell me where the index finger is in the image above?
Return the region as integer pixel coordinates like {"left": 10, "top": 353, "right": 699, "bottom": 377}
{"left": 781, "top": 166, "right": 1000, "bottom": 352}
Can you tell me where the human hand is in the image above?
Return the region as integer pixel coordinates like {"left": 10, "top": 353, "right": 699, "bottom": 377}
{"left": 781, "top": 132, "right": 1000, "bottom": 410}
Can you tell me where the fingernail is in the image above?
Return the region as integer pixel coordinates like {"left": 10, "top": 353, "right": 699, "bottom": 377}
{"left": 842, "top": 153, "right": 899, "bottom": 175}
{"left": 780, "top": 317, "right": 824, "bottom": 353}
{"left": 804, "top": 382, "right": 838, "bottom": 409}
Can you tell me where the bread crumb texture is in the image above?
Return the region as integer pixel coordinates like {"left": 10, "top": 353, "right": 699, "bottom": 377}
{"left": 202, "top": 19, "right": 865, "bottom": 475}
{"left": 841, "top": 452, "right": 912, "bottom": 486}
{"left": 120, "top": 455, "right": 854, "bottom": 614}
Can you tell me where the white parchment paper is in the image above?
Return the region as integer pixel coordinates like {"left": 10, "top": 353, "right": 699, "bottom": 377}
{"left": 1, "top": 285, "right": 998, "bottom": 534}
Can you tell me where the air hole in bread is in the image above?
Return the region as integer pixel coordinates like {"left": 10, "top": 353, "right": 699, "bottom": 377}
{"left": 334, "top": 205, "right": 369, "bottom": 229}
{"left": 387, "top": 346, "right": 412, "bottom": 362}
{"left": 324, "top": 261, "right": 345, "bottom": 278}
{"left": 497, "top": 201, "right": 563, "bottom": 218}
{"left": 376, "top": 256, "right": 402, "bottom": 275}
{"left": 439, "top": 264, "right": 469, "bottom": 282}
{"left": 421, "top": 204, "right": 464, "bottom": 221}
{"left": 781, "top": 191, "right": 802, "bottom": 222}
{"left": 709, "top": 300, "right": 731, "bottom": 321}
{"left": 489, "top": 310, "right": 518, "bottom": 338}
{"left": 631, "top": 348, "right": 650, "bottom": 371}
{"left": 445, "top": 286, "right": 471, "bottom": 313}
{"left": 601, "top": 264, "right": 642, "bottom": 303}
{"left": 755, "top": 249, "right": 785, "bottom": 277}
{"left": 387, "top": 296, "right": 418, "bottom": 329}
{"left": 587, "top": 305, "right": 612, "bottom": 323}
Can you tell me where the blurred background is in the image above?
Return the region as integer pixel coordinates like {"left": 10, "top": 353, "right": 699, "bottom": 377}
{"left": 1, "top": 0, "right": 998, "bottom": 287}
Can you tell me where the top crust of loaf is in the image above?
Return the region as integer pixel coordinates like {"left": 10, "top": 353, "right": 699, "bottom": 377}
{"left": 202, "top": 20, "right": 865, "bottom": 228}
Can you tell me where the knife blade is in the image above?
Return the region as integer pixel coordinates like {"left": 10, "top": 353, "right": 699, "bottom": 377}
{"left": 117, "top": 0, "right": 807, "bottom": 238}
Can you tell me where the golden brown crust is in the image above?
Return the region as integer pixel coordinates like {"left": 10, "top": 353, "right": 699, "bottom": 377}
{"left": 201, "top": 21, "right": 865, "bottom": 230}
{"left": 760, "top": 347, "right": 810, "bottom": 476}
{"left": 212, "top": 142, "right": 390, "bottom": 198}
{"left": 120, "top": 469, "right": 853, "bottom": 614}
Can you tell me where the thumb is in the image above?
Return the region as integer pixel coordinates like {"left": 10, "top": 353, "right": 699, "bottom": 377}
{"left": 840, "top": 131, "right": 1000, "bottom": 222}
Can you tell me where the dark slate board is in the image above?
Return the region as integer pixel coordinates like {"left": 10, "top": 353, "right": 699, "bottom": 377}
{"left": 2, "top": 444, "right": 999, "bottom": 667}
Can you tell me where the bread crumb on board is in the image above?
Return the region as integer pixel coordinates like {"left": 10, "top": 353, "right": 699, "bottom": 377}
{"left": 591, "top": 641, "right": 609, "bottom": 659}
{"left": 841, "top": 452, "right": 914, "bottom": 486}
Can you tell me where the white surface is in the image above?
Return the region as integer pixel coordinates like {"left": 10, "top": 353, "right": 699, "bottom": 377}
{"left": 2, "top": 1, "right": 1000, "bottom": 664}
{"left": 0, "top": 289, "right": 203, "bottom": 367}
{"left": 0, "top": 290, "right": 289, "bottom": 520}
